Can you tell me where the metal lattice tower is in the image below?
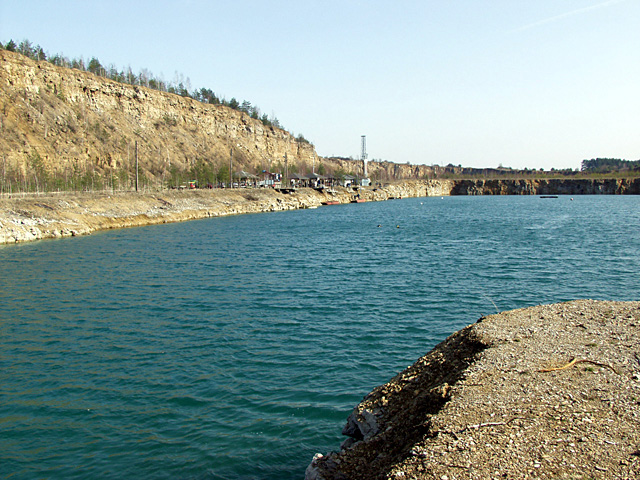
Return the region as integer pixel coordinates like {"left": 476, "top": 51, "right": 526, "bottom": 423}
{"left": 361, "top": 135, "right": 368, "bottom": 177}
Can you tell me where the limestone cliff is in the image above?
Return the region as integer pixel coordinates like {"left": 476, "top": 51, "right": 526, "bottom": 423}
{"left": 3, "top": 49, "right": 638, "bottom": 192}
{"left": 450, "top": 178, "right": 640, "bottom": 195}
{"left": 325, "top": 158, "right": 442, "bottom": 184}
{"left": 0, "top": 49, "right": 316, "bottom": 186}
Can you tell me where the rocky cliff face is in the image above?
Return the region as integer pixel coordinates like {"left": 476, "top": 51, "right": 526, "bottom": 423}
{"left": 3, "top": 50, "right": 638, "bottom": 192}
{"left": 0, "top": 50, "right": 316, "bottom": 185}
{"left": 325, "top": 158, "right": 442, "bottom": 183}
{"left": 0, "top": 50, "right": 455, "bottom": 188}
{"left": 450, "top": 178, "right": 640, "bottom": 195}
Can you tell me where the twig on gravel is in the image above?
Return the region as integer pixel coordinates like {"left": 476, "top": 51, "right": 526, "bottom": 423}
{"left": 463, "top": 417, "right": 526, "bottom": 431}
{"left": 538, "top": 358, "right": 619, "bottom": 374}
{"left": 441, "top": 417, "right": 526, "bottom": 439}
{"left": 467, "top": 421, "right": 507, "bottom": 430}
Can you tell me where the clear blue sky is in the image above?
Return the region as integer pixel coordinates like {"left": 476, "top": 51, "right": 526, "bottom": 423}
{"left": 2, "top": 0, "right": 639, "bottom": 170}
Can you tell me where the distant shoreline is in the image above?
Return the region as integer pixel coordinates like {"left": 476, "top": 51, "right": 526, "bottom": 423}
{"left": 0, "top": 181, "right": 452, "bottom": 244}
{"left": 1, "top": 178, "right": 638, "bottom": 245}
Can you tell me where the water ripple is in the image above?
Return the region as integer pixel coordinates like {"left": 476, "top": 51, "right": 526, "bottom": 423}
{"left": 1, "top": 195, "right": 638, "bottom": 479}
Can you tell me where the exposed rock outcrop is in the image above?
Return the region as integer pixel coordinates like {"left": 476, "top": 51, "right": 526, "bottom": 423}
{"left": 307, "top": 300, "right": 640, "bottom": 479}
{"left": 2, "top": 50, "right": 639, "bottom": 193}
{"left": 0, "top": 50, "right": 448, "bottom": 185}
{"left": 0, "top": 49, "right": 316, "bottom": 183}
{"left": 0, "top": 180, "right": 448, "bottom": 244}
{"left": 450, "top": 178, "right": 640, "bottom": 195}
{"left": 1, "top": 176, "right": 638, "bottom": 245}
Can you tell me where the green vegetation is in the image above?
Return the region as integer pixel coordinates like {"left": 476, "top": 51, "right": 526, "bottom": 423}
{"left": 295, "top": 134, "right": 311, "bottom": 145}
{"left": 418, "top": 163, "right": 640, "bottom": 181}
{"left": 0, "top": 149, "right": 148, "bottom": 195}
{"left": 581, "top": 158, "right": 640, "bottom": 173}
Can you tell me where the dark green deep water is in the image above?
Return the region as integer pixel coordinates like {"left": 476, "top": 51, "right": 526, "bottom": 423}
{"left": 1, "top": 195, "right": 638, "bottom": 479}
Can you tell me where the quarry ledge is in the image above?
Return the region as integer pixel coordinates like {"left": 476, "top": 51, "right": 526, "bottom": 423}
{"left": 305, "top": 299, "right": 640, "bottom": 480}
{"left": 0, "top": 181, "right": 452, "bottom": 245}
{"left": 1, "top": 177, "right": 639, "bottom": 245}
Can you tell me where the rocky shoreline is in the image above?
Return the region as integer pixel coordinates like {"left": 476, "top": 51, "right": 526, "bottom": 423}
{"left": 449, "top": 178, "right": 640, "bottom": 195}
{"left": 306, "top": 300, "right": 640, "bottom": 479}
{"left": 3, "top": 182, "right": 639, "bottom": 478}
{"left": 0, "top": 181, "right": 453, "bottom": 244}
{"left": 2, "top": 177, "right": 639, "bottom": 245}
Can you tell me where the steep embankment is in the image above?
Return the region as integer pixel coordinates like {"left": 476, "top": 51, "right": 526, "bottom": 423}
{"left": 0, "top": 180, "right": 454, "bottom": 244}
{"left": 0, "top": 49, "right": 317, "bottom": 186}
{"left": 0, "top": 49, "right": 449, "bottom": 187}
{"left": 450, "top": 178, "right": 640, "bottom": 195}
{"left": 306, "top": 300, "right": 640, "bottom": 480}
{"left": 3, "top": 49, "right": 639, "bottom": 192}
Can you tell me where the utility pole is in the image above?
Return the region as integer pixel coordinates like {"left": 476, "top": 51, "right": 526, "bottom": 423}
{"left": 361, "top": 135, "right": 368, "bottom": 178}
{"left": 284, "top": 153, "right": 288, "bottom": 188}
{"left": 135, "top": 140, "right": 139, "bottom": 192}
{"left": 229, "top": 148, "right": 233, "bottom": 188}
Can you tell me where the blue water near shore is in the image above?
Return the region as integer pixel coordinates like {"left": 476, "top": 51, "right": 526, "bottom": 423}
{"left": 1, "top": 195, "right": 638, "bottom": 479}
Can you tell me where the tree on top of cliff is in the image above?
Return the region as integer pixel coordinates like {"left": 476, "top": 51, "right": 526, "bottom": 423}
{"left": 193, "top": 88, "right": 220, "bottom": 105}
{"left": 581, "top": 158, "right": 640, "bottom": 173}
{"left": 296, "top": 134, "right": 311, "bottom": 145}
{"left": 2, "top": 37, "right": 288, "bottom": 133}
{"left": 88, "top": 57, "right": 103, "bottom": 76}
{"left": 5, "top": 38, "right": 46, "bottom": 61}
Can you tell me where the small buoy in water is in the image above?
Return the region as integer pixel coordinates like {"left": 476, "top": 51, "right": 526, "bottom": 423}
{"left": 420, "top": 202, "right": 423, "bottom": 205}
{"left": 570, "top": 198, "right": 574, "bottom": 201}
{"left": 377, "top": 224, "right": 382, "bottom": 228}
{"left": 396, "top": 225, "right": 400, "bottom": 228}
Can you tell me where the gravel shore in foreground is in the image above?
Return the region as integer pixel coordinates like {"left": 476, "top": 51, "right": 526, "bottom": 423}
{"left": 307, "top": 300, "right": 640, "bottom": 479}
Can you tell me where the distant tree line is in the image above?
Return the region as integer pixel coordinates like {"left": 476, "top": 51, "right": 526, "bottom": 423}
{"left": 1, "top": 38, "right": 308, "bottom": 137}
{"left": 581, "top": 158, "right": 640, "bottom": 173}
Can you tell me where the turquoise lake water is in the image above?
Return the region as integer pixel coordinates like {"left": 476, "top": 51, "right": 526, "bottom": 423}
{"left": 1, "top": 195, "right": 639, "bottom": 479}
